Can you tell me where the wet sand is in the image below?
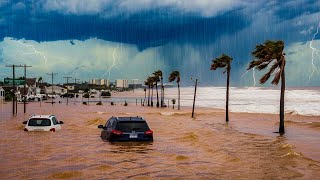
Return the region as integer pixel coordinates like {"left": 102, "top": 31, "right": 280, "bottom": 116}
{"left": 0, "top": 101, "right": 319, "bottom": 179}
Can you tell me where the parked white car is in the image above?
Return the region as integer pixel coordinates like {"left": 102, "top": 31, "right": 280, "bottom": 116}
{"left": 23, "top": 115, "right": 64, "bottom": 132}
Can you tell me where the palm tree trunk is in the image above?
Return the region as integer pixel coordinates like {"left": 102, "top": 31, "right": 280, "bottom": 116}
{"left": 151, "top": 86, "right": 154, "bottom": 107}
{"left": 226, "top": 66, "right": 230, "bottom": 122}
{"left": 178, "top": 83, "right": 180, "bottom": 110}
{"left": 279, "top": 67, "right": 285, "bottom": 134}
{"left": 148, "top": 86, "right": 150, "bottom": 106}
{"left": 156, "top": 82, "right": 159, "bottom": 107}
{"left": 144, "top": 90, "right": 146, "bottom": 106}
{"left": 160, "top": 76, "right": 163, "bottom": 107}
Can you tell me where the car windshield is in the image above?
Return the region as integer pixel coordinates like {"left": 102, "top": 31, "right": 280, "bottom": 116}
{"left": 116, "top": 121, "right": 149, "bottom": 132}
{"left": 28, "top": 118, "right": 51, "bottom": 126}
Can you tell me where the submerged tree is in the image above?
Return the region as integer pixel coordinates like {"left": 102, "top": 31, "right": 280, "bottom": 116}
{"left": 210, "top": 54, "right": 233, "bottom": 122}
{"left": 169, "top": 71, "right": 180, "bottom": 110}
{"left": 248, "top": 40, "right": 286, "bottom": 134}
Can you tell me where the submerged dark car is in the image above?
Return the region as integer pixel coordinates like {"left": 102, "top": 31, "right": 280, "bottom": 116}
{"left": 98, "top": 116, "right": 153, "bottom": 142}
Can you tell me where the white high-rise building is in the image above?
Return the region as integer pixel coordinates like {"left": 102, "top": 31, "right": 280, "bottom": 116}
{"left": 101, "top": 79, "right": 110, "bottom": 86}
{"left": 115, "top": 79, "right": 129, "bottom": 88}
{"left": 90, "top": 79, "right": 101, "bottom": 85}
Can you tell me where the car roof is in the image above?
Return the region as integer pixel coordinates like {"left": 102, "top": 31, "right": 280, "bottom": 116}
{"left": 113, "top": 116, "right": 145, "bottom": 122}
{"left": 29, "top": 115, "right": 55, "bottom": 119}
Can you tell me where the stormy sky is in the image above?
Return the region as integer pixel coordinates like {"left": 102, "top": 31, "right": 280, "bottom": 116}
{"left": 0, "top": 0, "right": 319, "bottom": 86}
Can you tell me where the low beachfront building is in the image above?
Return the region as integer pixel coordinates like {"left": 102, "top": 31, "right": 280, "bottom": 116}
{"left": 115, "top": 79, "right": 129, "bottom": 88}
{"left": 46, "top": 85, "right": 67, "bottom": 95}
{"left": 0, "top": 86, "right": 5, "bottom": 100}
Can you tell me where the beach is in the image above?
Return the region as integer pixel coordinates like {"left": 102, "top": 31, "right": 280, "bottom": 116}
{"left": 0, "top": 93, "right": 319, "bottom": 179}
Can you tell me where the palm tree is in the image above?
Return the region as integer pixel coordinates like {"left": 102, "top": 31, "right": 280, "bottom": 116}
{"left": 143, "top": 87, "right": 146, "bottom": 106}
{"left": 144, "top": 80, "right": 150, "bottom": 106}
{"left": 171, "top": 99, "right": 176, "bottom": 109}
{"left": 169, "top": 71, "right": 180, "bottom": 110}
{"left": 247, "top": 40, "right": 286, "bottom": 134}
{"left": 150, "top": 76, "right": 156, "bottom": 107}
{"left": 153, "top": 71, "right": 161, "bottom": 107}
{"left": 38, "top": 77, "right": 42, "bottom": 83}
{"left": 153, "top": 70, "right": 164, "bottom": 107}
{"left": 211, "top": 54, "right": 233, "bottom": 122}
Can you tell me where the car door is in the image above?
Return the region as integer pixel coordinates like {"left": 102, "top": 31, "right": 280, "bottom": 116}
{"left": 101, "top": 118, "right": 113, "bottom": 139}
{"left": 52, "top": 116, "right": 61, "bottom": 130}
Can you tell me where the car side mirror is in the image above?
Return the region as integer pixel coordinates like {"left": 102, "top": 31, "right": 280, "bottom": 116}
{"left": 59, "top": 121, "right": 64, "bottom": 124}
{"left": 98, "top": 125, "right": 104, "bottom": 129}
{"left": 23, "top": 121, "right": 27, "bottom": 124}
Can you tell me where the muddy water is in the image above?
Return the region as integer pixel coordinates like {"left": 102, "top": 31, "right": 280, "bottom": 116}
{"left": 0, "top": 102, "right": 319, "bottom": 179}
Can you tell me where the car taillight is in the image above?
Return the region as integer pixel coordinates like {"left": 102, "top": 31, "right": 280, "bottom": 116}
{"left": 50, "top": 128, "right": 55, "bottom": 132}
{"left": 144, "top": 130, "right": 153, "bottom": 136}
{"left": 24, "top": 128, "right": 28, "bottom": 131}
{"left": 111, "top": 130, "right": 123, "bottom": 135}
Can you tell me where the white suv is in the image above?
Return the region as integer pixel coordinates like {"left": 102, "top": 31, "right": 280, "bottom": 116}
{"left": 23, "top": 115, "right": 64, "bottom": 132}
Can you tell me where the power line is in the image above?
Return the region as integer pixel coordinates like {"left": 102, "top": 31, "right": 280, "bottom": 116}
{"left": 74, "top": 78, "right": 80, "bottom": 104}
{"left": 5, "top": 64, "right": 31, "bottom": 115}
{"left": 63, "top": 76, "right": 72, "bottom": 105}
{"left": 46, "top": 72, "right": 58, "bottom": 105}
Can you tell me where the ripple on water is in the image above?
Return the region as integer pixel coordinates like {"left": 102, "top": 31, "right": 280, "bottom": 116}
{"left": 50, "top": 171, "right": 82, "bottom": 179}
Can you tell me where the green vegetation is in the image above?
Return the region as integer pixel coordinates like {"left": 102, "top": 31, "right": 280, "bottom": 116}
{"left": 101, "top": 91, "right": 111, "bottom": 97}
{"left": 171, "top": 99, "right": 176, "bottom": 109}
{"left": 96, "top": 101, "right": 102, "bottom": 105}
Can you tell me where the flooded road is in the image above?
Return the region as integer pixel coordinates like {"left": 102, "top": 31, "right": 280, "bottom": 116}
{"left": 0, "top": 102, "right": 319, "bottom": 179}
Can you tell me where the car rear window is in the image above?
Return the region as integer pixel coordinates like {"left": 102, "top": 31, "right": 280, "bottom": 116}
{"left": 116, "top": 121, "right": 150, "bottom": 132}
{"left": 28, "top": 118, "right": 51, "bottom": 126}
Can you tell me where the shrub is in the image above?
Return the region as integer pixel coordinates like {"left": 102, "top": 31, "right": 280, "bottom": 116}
{"left": 96, "top": 101, "right": 102, "bottom": 105}
{"left": 83, "top": 93, "right": 90, "bottom": 98}
{"left": 101, "top": 91, "right": 111, "bottom": 97}
{"left": 83, "top": 102, "right": 87, "bottom": 105}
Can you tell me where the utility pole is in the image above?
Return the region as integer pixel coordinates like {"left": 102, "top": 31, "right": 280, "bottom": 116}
{"left": 6, "top": 64, "right": 31, "bottom": 115}
{"left": 47, "top": 72, "right": 58, "bottom": 105}
{"left": 23, "top": 64, "right": 32, "bottom": 113}
{"left": 74, "top": 78, "right": 80, "bottom": 104}
{"left": 63, "top": 77, "right": 72, "bottom": 105}
{"left": 191, "top": 78, "right": 198, "bottom": 118}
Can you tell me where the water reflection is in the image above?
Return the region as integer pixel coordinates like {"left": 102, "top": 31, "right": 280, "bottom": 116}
{"left": 108, "top": 142, "right": 153, "bottom": 154}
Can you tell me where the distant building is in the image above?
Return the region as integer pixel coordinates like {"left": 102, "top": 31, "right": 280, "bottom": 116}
{"left": 101, "top": 79, "right": 110, "bottom": 86}
{"left": 89, "top": 79, "right": 101, "bottom": 85}
{"left": 0, "top": 87, "right": 5, "bottom": 100}
{"left": 115, "top": 79, "right": 129, "bottom": 88}
{"left": 129, "top": 79, "right": 142, "bottom": 89}
{"left": 46, "top": 85, "right": 67, "bottom": 95}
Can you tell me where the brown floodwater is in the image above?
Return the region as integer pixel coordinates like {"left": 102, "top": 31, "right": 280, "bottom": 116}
{"left": 0, "top": 101, "right": 319, "bottom": 179}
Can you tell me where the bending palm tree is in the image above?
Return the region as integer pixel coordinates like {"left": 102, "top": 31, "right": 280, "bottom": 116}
{"left": 149, "top": 77, "right": 155, "bottom": 107}
{"left": 153, "top": 70, "right": 163, "bottom": 107}
{"left": 143, "top": 87, "right": 146, "bottom": 106}
{"left": 153, "top": 71, "right": 161, "bottom": 107}
{"left": 211, "top": 54, "right": 233, "bottom": 122}
{"left": 169, "top": 71, "right": 180, "bottom": 110}
{"left": 247, "top": 40, "right": 286, "bottom": 134}
{"left": 145, "top": 79, "right": 151, "bottom": 106}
